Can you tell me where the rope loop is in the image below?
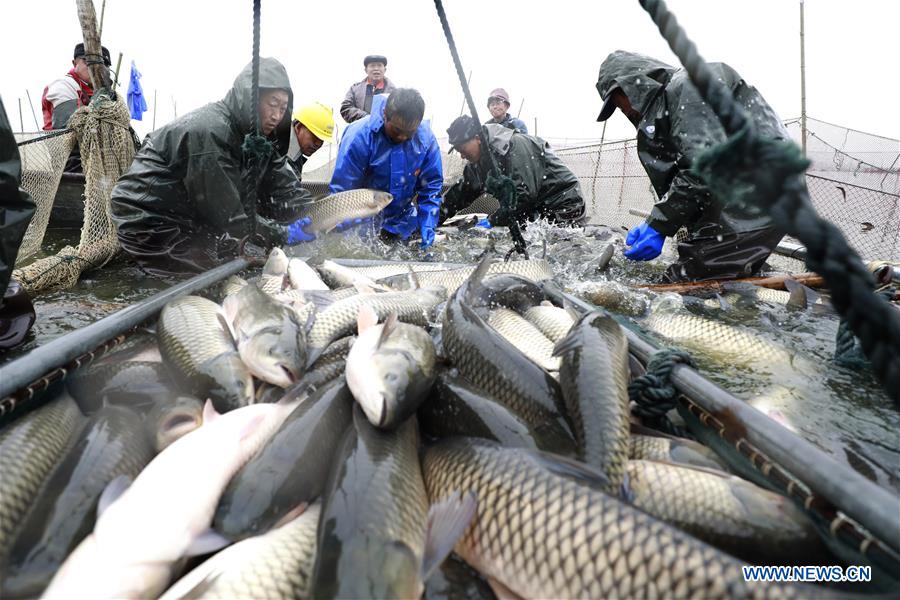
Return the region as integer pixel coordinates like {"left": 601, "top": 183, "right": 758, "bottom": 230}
{"left": 629, "top": 348, "right": 694, "bottom": 437}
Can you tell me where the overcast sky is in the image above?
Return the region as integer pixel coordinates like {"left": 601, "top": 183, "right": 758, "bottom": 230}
{"left": 3, "top": 0, "right": 898, "bottom": 167}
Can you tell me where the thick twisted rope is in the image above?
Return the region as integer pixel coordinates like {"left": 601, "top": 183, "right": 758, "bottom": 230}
{"left": 432, "top": 0, "right": 528, "bottom": 258}
{"left": 629, "top": 348, "right": 694, "bottom": 437}
{"left": 638, "top": 0, "right": 900, "bottom": 403}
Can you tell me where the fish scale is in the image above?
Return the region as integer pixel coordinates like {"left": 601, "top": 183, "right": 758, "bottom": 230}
{"left": 0, "top": 396, "right": 84, "bottom": 561}
{"left": 311, "top": 408, "right": 428, "bottom": 599}
{"left": 162, "top": 503, "right": 321, "bottom": 600}
{"left": 422, "top": 438, "right": 800, "bottom": 599}
{"left": 626, "top": 460, "right": 826, "bottom": 566}
{"left": 628, "top": 434, "right": 728, "bottom": 471}
{"left": 2, "top": 406, "right": 156, "bottom": 599}
{"left": 441, "top": 274, "right": 573, "bottom": 451}
{"left": 523, "top": 304, "right": 575, "bottom": 343}
{"left": 299, "top": 189, "right": 393, "bottom": 234}
{"left": 487, "top": 308, "right": 560, "bottom": 371}
{"left": 377, "top": 259, "right": 555, "bottom": 294}
{"left": 307, "top": 288, "right": 445, "bottom": 354}
{"left": 555, "top": 312, "right": 630, "bottom": 490}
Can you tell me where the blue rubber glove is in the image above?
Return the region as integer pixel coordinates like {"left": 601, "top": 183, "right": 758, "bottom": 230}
{"left": 623, "top": 222, "right": 665, "bottom": 260}
{"left": 418, "top": 206, "right": 440, "bottom": 249}
{"left": 475, "top": 217, "right": 492, "bottom": 229}
{"left": 286, "top": 216, "right": 316, "bottom": 245}
{"left": 333, "top": 217, "right": 367, "bottom": 232}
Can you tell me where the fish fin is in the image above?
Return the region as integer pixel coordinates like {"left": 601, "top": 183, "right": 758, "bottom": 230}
{"left": 185, "top": 529, "right": 232, "bottom": 557}
{"left": 531, "top": 451, "right": 610, "bottom": 490}
{"left": 487, "top": 577, "right": 523, "bottom": 600}
{"left": 462, "top": 253, "right": 493, "bottom": 304}
{"left": 354, "top": 282, "right": 376, "bottom": 295}
{"left": 405, "top": 265, "right": 422, "bottom": 290}
{"left": 783, "top": 278, "right": 808, "bottom": 309}
{"left": 357, "top": 303, "right": 379, "bottom": 333}
{"left": 541, "top": 239, "right": 548, "bottom": 260}
{"left": 202, "top": 399, "right": 220, "bottom": 424}
{"left": 375, "top": 313, "right": 399, "bottom": 349}
{"left": 217, "top": 312, "right": 238, "bottom": 348}
{"left": 98, "top": 475, "right": 132, "bottom": 517}
{"left": 561, "top": 299, "right": 580, "bottom": 323}
{"left": 273, "top": 502, "right": 309, "bottom": 529}
{"left": 620, "top": 472, "right": 636, "bottom": 504}
{"left": 714, "top": 293, "right": 732, "bottom": 311}
{"left": 551, "top": 327, "right": 583, "bottom": 358}
{"left": 221, "top": 293, "right": 239, "bottom": 324}
{"left": 301, "top": 290, "right": 335, "bottom": 311}
{"left": 421, "top": 491, "right": 477, "bottom": 582}
{"left": 539, "top": 300, "right": 553, "bottom": 307}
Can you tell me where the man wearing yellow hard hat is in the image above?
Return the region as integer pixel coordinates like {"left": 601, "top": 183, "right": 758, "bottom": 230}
{"left": 289, "top": 101, "right": 335, "bottom": 176}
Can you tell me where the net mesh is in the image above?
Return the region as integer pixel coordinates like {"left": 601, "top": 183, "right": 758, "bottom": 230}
{"left": 12, "top": 130, "right": 76, "bottom": 263}
{"left": 13, "top": 96, "right": 135, "bottom": 293}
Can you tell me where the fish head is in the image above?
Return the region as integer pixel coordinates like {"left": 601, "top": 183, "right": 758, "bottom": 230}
{"left": 147, "top": 396, "right": 204, "bottom": 452}
{"left": 370, "top": 190, "right": 393, "bottom": 209}
{"left": 262, "top": 247, "right": 290, "bottom": 276}
{"left": 238, "top": 327, "right": 304, "bottom": 388}
{"left": 365, "top": 348, "right": 424, "bottom": 428}
{"left": 201, "top": 352, "right": 255, "bottom": 412}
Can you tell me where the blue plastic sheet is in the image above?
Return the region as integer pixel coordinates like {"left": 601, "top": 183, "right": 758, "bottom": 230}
{"left": 127, "top": 61, "right": 147, "bottom": 121}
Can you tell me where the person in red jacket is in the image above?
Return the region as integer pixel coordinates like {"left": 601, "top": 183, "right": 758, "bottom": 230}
{"left": 41, "top": 43, "right": 112, "bottom": 131}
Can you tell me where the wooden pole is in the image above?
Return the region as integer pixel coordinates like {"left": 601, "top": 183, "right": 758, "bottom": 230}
{"left": 98, "top": 0, "right": 107, "bottom": 38}
{"left": 151, "top": 89, "right": 157, "bottom": 131}
{"left": 113, "top": 52, "right": 123, "bottom": 88}
{"left": 633, "top": 272, "right": 827, "bottom": 295}
{"left": 25, "top": 90, "right": 40, "bottom": 130}
{"left": 17, "top": 98, "right": 24, "bottom": 133}
{"left": 800, "top": 0, "right": 807, "bottom": 156}
{"left": 75, "top": 0, "right": 112, "bottom": 91}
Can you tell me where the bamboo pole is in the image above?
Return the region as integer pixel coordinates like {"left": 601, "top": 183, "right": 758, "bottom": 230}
{"left": 24, "top": 91, "right": 39, "bottom": 130}
{"left": 633, "top": 272, "right": 826, "bottom": 295}
{"left": 457, "top": 70, "right": 472, "bottom": 117}
{"left": 17, "top": 98, "right": 24, "bottom": 133}
{"left": 152, "top": 89, "right": 157, "bottom": 130}
{"left": 516, "top": 97, "right": 524, "bottom": 119}
{"left": 113, "top": 52, "right": 123, "bottom": 88}
{"left": 98, "top": 0, "right": 107, "bottom": 38}
{"left": 75, "top": 0, "right": 112, "bottom": 91}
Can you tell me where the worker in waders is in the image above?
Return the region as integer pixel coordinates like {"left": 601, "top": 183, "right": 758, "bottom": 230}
{"left": 110, "top": 58, "right": 319, "bottom": 277}
{"left": 596, "top": 50, "right": 793, "bottom": 282}
{"left": 441, "top": 115, "right": 585, "bottom": 229}
{"left": 0, "top": 98, "right": 37, "bottom": 350}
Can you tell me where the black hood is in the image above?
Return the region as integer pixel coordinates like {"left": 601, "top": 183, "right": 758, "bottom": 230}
{"left": 596, "top": 51, "right": 675, "bottom": 117}
{"left": 222, "top": 57, "right": 293, "bottom": 152}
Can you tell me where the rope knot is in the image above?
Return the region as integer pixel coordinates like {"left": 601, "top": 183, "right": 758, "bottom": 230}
{"left": 629, "top": 348, "right": 695, "bottom": 437}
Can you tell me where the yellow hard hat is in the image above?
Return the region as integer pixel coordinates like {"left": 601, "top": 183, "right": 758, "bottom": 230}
{"left": 292, "top": 101, "right": 335, "bottom": 142}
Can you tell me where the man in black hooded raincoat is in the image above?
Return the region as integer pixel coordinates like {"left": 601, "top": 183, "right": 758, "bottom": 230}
{"left": 596, "top": 50, "right": 790, "bottom": 281}
{"left": 111, "top": 58, "right": 315, "bottom": 276}
{"left": 0, "top": 97, "right": 37, "bottom": 349}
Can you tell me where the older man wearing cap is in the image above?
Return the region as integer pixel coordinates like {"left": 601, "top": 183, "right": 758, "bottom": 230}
{"left": 340, "top": 54, "right": 396, "bottom": 124}
{"left": 442, "top": 115, "right": 584, "bottom": 229}
{"left": 485, "top": 87, "right": 527, "bottom": 134}
{"left": 596, "top": 50, "right": 790, "bottom": 282}
{"left": 41, "top": 43, "right": 112, "bottom": 131}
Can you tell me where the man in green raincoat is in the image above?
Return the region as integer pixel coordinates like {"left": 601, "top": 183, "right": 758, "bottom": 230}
{"left": 596, "top": 50, "right": 791, "bottom": 281}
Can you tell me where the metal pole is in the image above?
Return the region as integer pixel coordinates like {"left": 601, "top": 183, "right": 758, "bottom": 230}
{"left": 534, "top": 117, "right": 537, "bottom": 137}
{"left": 151, "top": 89, "right": 157, "bottom": 131}
{"left": 17, "top": 98, "right": 24, "bottom": 133}
{"left": 544, "top": 284, "right": 900, "bottom": 553}
{"left": 0, "top": 257, "right": 252, "bottom": 407}
{"left": 457, "top": 70, "right": 472, "bottom": 117}
{"left": 800, "top": 0, "right": 807, "bottom": 156}
{"left": 24, "top": 91, "right": 40, "bottom": 130}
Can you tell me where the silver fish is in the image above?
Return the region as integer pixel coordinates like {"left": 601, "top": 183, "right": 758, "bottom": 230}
{"left": 487, "top": 307, "right": 560, "bottom": 371}
{"left": 299, "top": 188, "right": 393, "bottom": 234}
{"left": 523, "top": 301, "right": 575, "bottom": 343}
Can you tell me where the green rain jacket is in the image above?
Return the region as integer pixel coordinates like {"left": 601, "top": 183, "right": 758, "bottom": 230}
{"left": 110, "top": 58, "right": 312, "bottom": 275}
{"left": 596, "top": 50, "right": 788, "bottom": 237}
{"left": 442, "top": 124, "right": 585, "bottom": 227}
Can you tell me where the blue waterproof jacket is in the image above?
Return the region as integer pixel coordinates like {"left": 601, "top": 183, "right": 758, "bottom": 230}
{"left": 328, "top": 95, "right": 443, "bottom": 239}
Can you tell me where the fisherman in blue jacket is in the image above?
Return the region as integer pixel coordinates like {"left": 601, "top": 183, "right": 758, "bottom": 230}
{"left": 328, "top": 88, "right": 443, "bottom": 248}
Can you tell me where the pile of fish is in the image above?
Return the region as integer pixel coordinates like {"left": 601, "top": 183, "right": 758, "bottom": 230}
{"left": 0, "top": 248, "right": 839, "bottom": 599}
